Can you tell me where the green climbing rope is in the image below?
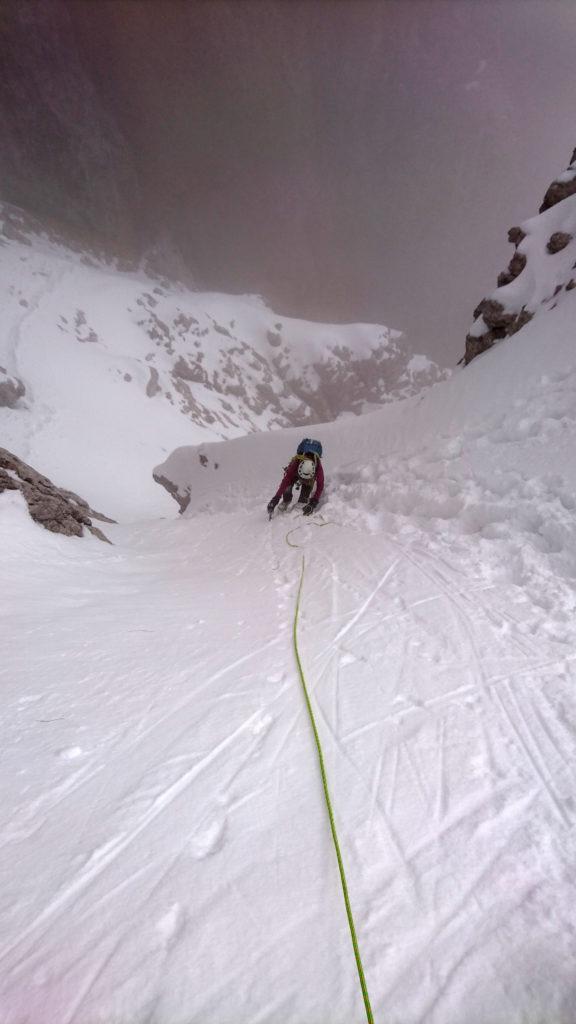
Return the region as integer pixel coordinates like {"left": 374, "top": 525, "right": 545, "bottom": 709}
{"left": 292, "top": 550, "right": 374, "bottom": 1024}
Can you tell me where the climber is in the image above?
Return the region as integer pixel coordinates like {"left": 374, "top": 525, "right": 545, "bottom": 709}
{"left": 267, "top": 438, "right": 324, "bottom": 517}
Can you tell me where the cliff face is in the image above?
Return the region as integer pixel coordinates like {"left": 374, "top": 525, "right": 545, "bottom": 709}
{"left": 464, "top": 150, "right": 576, "bottom": 365}
{"left": 0, "top": 0, "right": 138, "bottom": 254}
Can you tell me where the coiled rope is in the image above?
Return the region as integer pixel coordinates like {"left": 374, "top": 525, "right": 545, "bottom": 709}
{"left": 290, "top": 528, "right": 374, "bottom": 1023}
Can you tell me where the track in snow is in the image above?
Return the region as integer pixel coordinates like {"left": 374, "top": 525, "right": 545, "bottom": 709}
{"left": 1, "top": 501, "right": 576, "bottom": 1023}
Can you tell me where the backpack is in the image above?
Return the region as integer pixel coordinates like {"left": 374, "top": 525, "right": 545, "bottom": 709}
{"left": 297, "top": 438, "right": 323, "bottom": 458}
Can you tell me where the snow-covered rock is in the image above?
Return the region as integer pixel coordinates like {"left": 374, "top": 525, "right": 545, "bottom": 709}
{"left": 0, "top": 447, "right": 112, "bottom": 541}
{"left": 539, "top": 146, "right": 576, "bottom": 212}
{"left": 464, "top": 149, "right": 576, "bottom": 364}
{"left": 0, "top": 367, "right": 25, "bottom": 408}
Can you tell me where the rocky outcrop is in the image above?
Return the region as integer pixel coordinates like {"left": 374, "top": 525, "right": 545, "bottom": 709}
{"left": 507, "top": 226, "right": 526, "bottom": 246}
{"left": 539, "top": 147, "right": 576, "bottom": 213}
{"left": 546, "top": 231, "right": 572, "bottom": 255}
{"left": 0, "top": 448, "right": 114, "bottom": 541}
{"left": 497, "top": 251, "right": 526, "bottom": 288}
{"left": 464, "top": 149, "right": 576, "bottom": 366}
{"left": 152, "top": 471, "right": 190, "bottom": 514}
{"left": 0, "top": 367, "right": 25, "bottom": 408}
{"left": 464, "top": 300, "right": 534, "bottom": 364}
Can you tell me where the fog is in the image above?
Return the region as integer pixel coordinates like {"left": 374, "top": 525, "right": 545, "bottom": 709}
{"left": 9, "top": 1, "right": 576, "bottom": 364}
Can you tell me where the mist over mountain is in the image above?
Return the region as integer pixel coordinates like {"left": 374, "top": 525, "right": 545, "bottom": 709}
{"left": 2, "top": 0, "right": 576, "bottom": 364}
{"left": 0, "top": 0, "right": 138, "bottom": 252}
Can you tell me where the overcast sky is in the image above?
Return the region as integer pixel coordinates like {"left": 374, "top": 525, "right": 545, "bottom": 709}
{"left": 67, "top": 0, "right": 576, "bottom": 364}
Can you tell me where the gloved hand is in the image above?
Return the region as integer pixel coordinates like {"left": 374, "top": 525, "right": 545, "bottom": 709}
{"left": 267, "top": 496, "right": 279, "bottom": 515}
{"left": 302, "top": 499, "right": 318, "bottom": 516}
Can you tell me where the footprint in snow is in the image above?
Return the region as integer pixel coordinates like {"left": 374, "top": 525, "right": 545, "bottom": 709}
{"left": 267, "top": 671, "right": 284, "bottom": 684}
{"left": 251, "top": 713, "right": 273, "bottom": 738}
{"left": 189, "top": 816, "right": 226, "bottom": 859}
{"left": 156, "top": 902, "right": 186, "bottom": 949}
{"left": 57, "top": 746, "right": 84, "bottom": 761}
{"left": 340, "top": 651, "right": 357, "bottom": 666}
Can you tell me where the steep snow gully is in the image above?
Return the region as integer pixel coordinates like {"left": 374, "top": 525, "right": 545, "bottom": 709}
{"left": 3, "top": 292, "right": 576, "bottom": 1022}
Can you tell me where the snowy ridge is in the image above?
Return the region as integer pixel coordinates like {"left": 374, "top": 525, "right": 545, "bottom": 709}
{"left": 465, "top": 152, "right": 576, "bottom": 364}
{"left": 0, "top": 204, "right": 446, "bottom": 520}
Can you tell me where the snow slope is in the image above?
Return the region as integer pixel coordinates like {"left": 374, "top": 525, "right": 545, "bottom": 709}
{"left": 465, "top": 152, "right": 576, "bottom": 364}
{"left": 0, "top": 205, "right": 446, "bottom": 521}
{"left": 2, "top": 276, "right": 576, "bottom": 1022}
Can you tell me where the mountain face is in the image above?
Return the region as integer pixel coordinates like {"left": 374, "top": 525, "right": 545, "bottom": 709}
{"left": 3, "top": 291, "right": 576, "bottom": 1020}
{"left": 5, "top": 2, "right": 575, "bottom": 365}
{"left": 464, "top": 149, "right": 576, "bottom": 365}
{"left": 0, "top": 203, "right": 446, "bottom": 520}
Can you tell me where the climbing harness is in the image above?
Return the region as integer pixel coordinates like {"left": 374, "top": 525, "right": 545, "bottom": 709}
{"left": 288, "top": 522, "right": 374, "bottom": 1024}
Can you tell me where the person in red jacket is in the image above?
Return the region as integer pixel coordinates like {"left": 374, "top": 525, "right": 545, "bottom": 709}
{"left": 267, "top": 446, "right": 324, "bottom": 517}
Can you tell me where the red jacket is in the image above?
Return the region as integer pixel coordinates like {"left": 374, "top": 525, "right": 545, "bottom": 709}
{"left": 274, "top": 457, "right": 324, "bottom": 502}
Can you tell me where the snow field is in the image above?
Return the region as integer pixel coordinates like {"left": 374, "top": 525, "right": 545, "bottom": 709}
{"left": 3, "top": 426, "right": 576, "bottom": 1022}
{"left": 150, "top": 288, "right": 576, "bottom": 1021}
{"left": 292, "top": 515, "right": 576, "bottom": 1022}
{"left": 3, "top": 238, "right": 576, "bottom": 1020}
{"left": 0, "top": 495, "right": 359, "bottom": 1022}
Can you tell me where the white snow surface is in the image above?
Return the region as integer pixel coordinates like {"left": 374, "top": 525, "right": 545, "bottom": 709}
{"left": 3, "top": 274, "right": 576, "bottom": 1022}
{"left": 0, "top": 209, "right": 447, "bottom": 522}
{"left": 497, "top": 196, "right": 576, "bottom": 312}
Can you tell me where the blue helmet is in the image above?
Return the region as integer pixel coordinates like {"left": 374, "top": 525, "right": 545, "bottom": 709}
{"left": 297, "top": 438, "right": 322, "bottom": 458}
